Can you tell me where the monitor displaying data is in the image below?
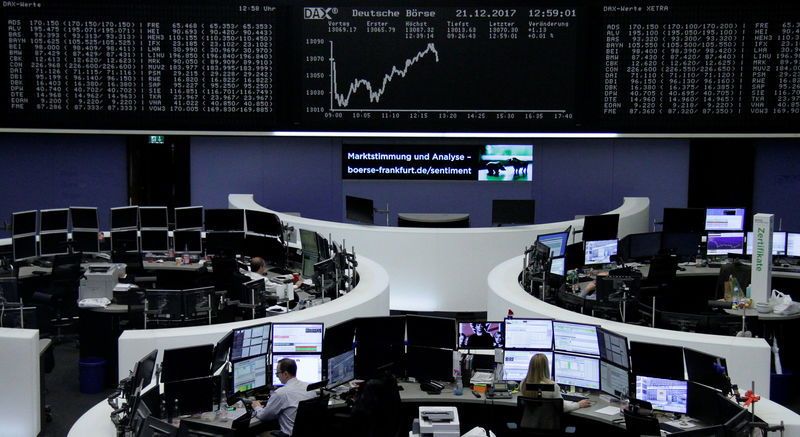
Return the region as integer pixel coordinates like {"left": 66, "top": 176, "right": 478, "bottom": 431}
{"left": 272, "top": 323, "right": 324, "bottom": 354}
{"left": 553, "top": 321, "right": 599, "bottom": 356}
{"left": 597, "top": 328, "right": 629, "bottom": 369}
{"left": 272, "top": 354, "right": 322, "bottom": 387}
{"left": 746, "top": 231, "right": 787, "bottom": 256}
{"left": 600, "top": 361, "right": 630, "bottom": 398}
{"left": 503, "top": 350, "right": 552, "bottom": 381}
{"left": 504, "top": 319, "right": 553, "bottom": 350}
{"left": 232, "top": 354, "right": 269, "bottom": 393}
{"left": 537, "top": 231, "right": 570, "bottom": 257}
{"left": 705, "top": 208, "right": 745, "bottom": 232}
{"left": 789, "top": 233, "right": 800, "bottom": 258}
{"left": 635, "top": 375, "right": 688, "bottom": 414}
{"left": 231, "top": 323, "right": 271, "bottom": 362}
{"left": 326, "top": 349, "right": 355, "bottom": 389}
{"left": 553, "top": 353, "right": 600, "bottom": 390}
{"left": 706, "top": 232, "right": 745, "bottom": 256}
{"left": 550, "top": 257, "right": 566, "bottom": 276}
{"left": 584, "top": 239, "right": 618, "bottom": 265}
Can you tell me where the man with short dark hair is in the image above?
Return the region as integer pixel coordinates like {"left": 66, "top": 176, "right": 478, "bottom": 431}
{"left": 253, "top": 358, "right": 316, "bottom": 436}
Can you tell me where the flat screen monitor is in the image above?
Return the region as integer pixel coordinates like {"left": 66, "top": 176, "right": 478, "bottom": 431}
{"left": 301, "top": 252, "right": 318, "bottom": 278}
{"left": 175, "top": 206, "right": 203, "bottom": 230}
{"left": 140, "top": 230, "right": 169, "bottom": 253}
{"left": 597, "top": 328, "right": 629, "bottom": 369}
{"left": 204, "top": 209, "right": 245, "bottom": 232}
{"left": 345, "top": 195, "right": 374, "bottom": 224}
{"left": 39, "top": 208, "right": 68, "bottom": 232}
{"left": 173, "top": 230, "right": 202, "bottom": 253}
{"left": 271, "top": 354, "right": 322, "bottom": 387}
{"left": 687, "top": 381, "right": 730, "bottom": 425}
{"left": 537, "top": 231, "right": 569, "bottom": 257}
{"left": 492, "top": 199, "right": 535, "bottom": 225}
{"left": 245, "top": 209, "right": 283, "bottom": 236}
{"left": 327, "top": 349, "right": 355, "bottom": 389}
{"left": 661, "top": 232, "right": 702, "bottom": 258}
{"left": 406, "top": 314, "right": 457, "bottom": 349}
{"left": 12, "top": 210, "right": 36, "bottom": 236}
{"left": 272, "top": 323, "right": 324, "bottom": 354}
{"left": 705, "top": 208, "right": 745, "bottom": 232}
{"left": 619, "top": 232, "right": 661, "bottom": 261}
{"left": 662, "top": 208, "right": 706, "bottom": 233}
{"left": 69, "top": 207, "right": 99, "bottom": 230}
{"left": 706, "top": 232, "right": 745, "bottom": 256}
{"left": 629, "top": 341, "right": 684, "bottom": 380}
{"left": 550, "top": 256, "right": 565, "bottom": 276}
{"left": 299, "top": 229, "right": 319, "bottom": 254}
{"left": 205, "top": 231, "right": 245, "bottom": 256}
{"left": 503, "top": 350, "right": 552, "bottom": 381}
{"left": 110, "top": 206, "right": 139, "bottom": 230}
{"left": 39, "top": 232, "right": 69, "bottom": 257}
{"left": 564, "top": 241, "right": 584, "bottom": 271}
{"left": 13, "top": 235, "right": 37, "bottom": 261}
{"left": 553, "top": 321, "right": 599, "bottom": 356}
{"left": 139, "top": 207, "right": 168, "bottom": 229}
{"left": 212, "top": 331, "right": 233, "bottom": 374}
{"left": 553, "top": 353, "right": 600, "bottom": 390}
{"left": 323, "top": 319, "right": 357, "bottom": 358}
{"left": 582, "top": 214, "right": 619, "bottom": 241}
{"left": 231, "top": 322, "right": 271, "bottom": 362}
{"left": 683, "top": 348, "right": 729, "bottom": 393}
{"left": 163, "top": 376, "right": 214, "bottom": 416}
{"left": 789, "top": 233, "right": 800, "bottom": 258}
{"left": 584, "top": 239, "right": 618, "bottom": 265}
{"left": 635, "top": 375, "right": 688, "bottom": 414}
{"left": 600, "top": 361, "right": 630, "bottom": 398}
{"left": 160, "top": 344, "right": 213, "bottom": 384}
{"left": 244, "top": 234, "right": 286, "bottom": 267}
{"left": 458, "top": 321, "right": 503, "bottom": 349}
{"left": 746, "top": 231, "right": 786, "bottom": 256}
{"left": 71, "top": 230, "right": 100, "bottom": 253}
{"left": 405, "top": 346, "right": 454, "bottom": 382}
{"left": 132, "top": 349, "right": 158, "bottom": 392}
{"left": 111, "top": 229, "right": 139, "bottom": 253}
{"left": 232, "top": 354, "right": 269, "bottom": 393}
{"left": 504, "top": 318, "right": 553, "bottom": 350}
{"left": 241, "top": 278, "right": 267, "bottom": 306}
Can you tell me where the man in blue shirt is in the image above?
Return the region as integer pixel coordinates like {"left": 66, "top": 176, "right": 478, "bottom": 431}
{"left": 253, "top": 358, "right": 317, "bottom": 436}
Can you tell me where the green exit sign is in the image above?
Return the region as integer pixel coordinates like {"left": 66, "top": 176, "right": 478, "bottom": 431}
{"left": 149, "top": 135, "right": 165, "bottom": 144}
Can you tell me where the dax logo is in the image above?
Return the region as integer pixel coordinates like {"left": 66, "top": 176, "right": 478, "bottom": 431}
{"left": 303, "top": 7, "right": 337, "bottom": 19}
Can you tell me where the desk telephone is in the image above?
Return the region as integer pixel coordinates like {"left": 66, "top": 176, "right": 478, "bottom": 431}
{"left": 420, "top": 380, "right": 444, "bottom": 394}
{"left": 486, "top": 382, "right": 512, "bottom": 399}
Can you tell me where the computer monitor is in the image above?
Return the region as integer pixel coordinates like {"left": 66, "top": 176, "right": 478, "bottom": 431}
{"left": 326, "top": 349, "right": 355, "bottom": 389}
{"left": 662, "top": 208, "right": 706, "bottom": 233}
{"left": 173, "top": 230, "right": 202, "bottom": 253}
{"left": 345, "top": 195, "right": 374, "bottom": 224}
{"left": 553, "top": 321, "right": 599, "bottom": 356}
{"left": 140, "top": 230, "right": 169, "bottom": 253}
{"left": 232, "top": 354, "right": 270, "bottom": 393}
{"left": 175, "top": 206, "right": 203, "bottom": 230}
{"left": 503, "top": 350, "right": 552, "bottom": 381}
{"left": 183, "top": 286, "right": 214, "bottom": 321}
{"left": 163, "top": 376, "right": 214, "bottom": 416}
{"left": 245, "top": 234, "right": 286, "bottom": 268}
{"left": 705, "top": 208, "right": 746, "bottom": 232}
{"left": 110, "top": 206, "right": 139, "bottom": 230}
{"left": 629, "top": 341, "right": 684, "bottom": 380}
{"left": 13, "top": 235, "right": 37, "bottom": 261}
{"left": 405, "top": 346, "right": 454, "bottom": 382}
{"left": 597, "top": 328, "right": 629, "bottom": 369}
{"left": 492, "top": 199, "right": 535, "bottom": 225}
{"left": 212, "top": 331, "right": 234, "bottom": 374}
{"left": 584, "top": 239, "right": 618, "bottom": 265}
{"left": 271, "top": 354, "right": 322, "bottom": 386}
{"left": 550, "top": 256, "right": 566, "bottom": 276}
{"left": 706, "top": 232, "right": 745, "bottom": 256}
{"left": 160, "top": 344, "right": 213, "bottom": 383}
{"left": 39, "top": 208, "right": 69, "bottom": 232}
{"left": 687, "top": 381, "right": 733, "bottom": 425}
{"left": 683, "top": 348, "right": 729, "bottom": 394}
{"left": 746, "top": 231, "right": 787, "bottom": 256}
{"left": 12, "top": 210, "right": 36, "bottom": 236}
{"left": 564, "top": 241, "right": 584, "bottom": 271}
{"left": 245, "top": 209, "right": 283, "bottom": 237}
{"left": 618, "top": 232, "right": 661, "bottom": 262}
{"left": 139, "top": 207, "right": 168, "bottom": 229}
{"left": 600, "top": 361, "right": 630, "bottom": 398}
{"left": 323, "top": 319, "right": 357, "bottom": 358}
{"left": 789, "top": 232, "right": 800, "bottom": 258}
{"left": 553, "top": 353, "right": 600, "bottom": 390}
{"left": 71, "top": 230, "right": 100, "bottom": 253}
{"left": 241, "top": 278, "right": 267, "bottom": 307}
{"left": 272, "top": 323, "right": 324, "bottom": 354}
{"left": 205, "top": 231, "right": 245, "bottom": 256}
{"left": 132, "top": 349, "right": 158, "bottom": 392}
{"left": 69, "top": 207, "right": 99, "bottom": 230}
{"left": 111, "top": 229, "right": 139, "bottom": 253}
{"left": 582, "top": 214, "right": 619, "bottom": 241}
{"left": 39, "top": 232, "right": 69, "bottom": 257}
{"left": 458, "top": 321, "right": 503, "bottom": 349}
{"left": 537, "top": 231, "right": 570, "bottom": 257}
{"left": 231, "top": 322, "right": 271, "bottom": 362}
{"left": 406, "top": 314, "right": 457, "bottom": 349}
{"left": 204, "top": 209, "right": 245, "bottom": 232}
{"left": 504, "top": 318, "right": 553, "bottom": 350}
{"left": 661, "top": 232, "right": 702, "bottom": 259}
{"left": 299, "top": 229, "right": 319, "bottom": 254}
{"left": 635, "top": 375, "right": 687, "bottom": 414}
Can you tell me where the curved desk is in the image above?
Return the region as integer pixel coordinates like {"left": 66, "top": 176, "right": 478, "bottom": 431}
{"left": 229, "top": 194, "right": 650, "bottom": 312}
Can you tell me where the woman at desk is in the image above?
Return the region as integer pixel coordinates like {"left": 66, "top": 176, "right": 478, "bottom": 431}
{"left": 521, "top": 354, "right": 591, "bottom": 413}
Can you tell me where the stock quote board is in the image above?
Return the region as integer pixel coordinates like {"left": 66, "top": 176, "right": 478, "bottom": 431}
{"left": 3, "top": 0, "right": 800, "bottom": 133}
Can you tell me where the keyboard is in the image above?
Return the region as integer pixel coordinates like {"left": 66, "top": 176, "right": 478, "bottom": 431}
{"left": 659, "top": 422, "right": 683, "bottom": 434}
{"left": 562, "top": 393, "right": 588, "bottom": 402}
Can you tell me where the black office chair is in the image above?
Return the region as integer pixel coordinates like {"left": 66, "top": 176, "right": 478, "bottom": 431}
{"left": 289, "top": 394, "right": 331, "bottom": 437}
{"left": 622, "top": 409, "right": 661, "bottom": 437}
{"left": 41, "top": 253, "right": 83, "bottom": 340}
{"left": 138, "top": 415, "right": 178, "bottom": 437}
{"left": 507, "top": 396, "right": 565, "bottom": 436}
{"left": 177, "top": 419, "right": 235, "bottom": 437}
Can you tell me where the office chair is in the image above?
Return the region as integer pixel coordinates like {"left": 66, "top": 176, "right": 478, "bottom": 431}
{"left": 138, "top": 415, "right": 179, "bottom": 437}
{"left": 177, "top": 419, "right": 235, "bottom": 437}
{"left": 42, "top": 253, "right": 83, "bottom": 340}
{"left": 507, "top": 396, "right": 565, "bottom": 436}
{"left": 289, "top": 394, "right": 331, "bottom": 437}
{"left": 622, "top": 409, "right": 661, "bottom": 437}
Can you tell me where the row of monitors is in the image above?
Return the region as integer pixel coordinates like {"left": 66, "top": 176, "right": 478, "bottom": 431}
{"left": 622, "top": 229, "right": 800, "bottom": 260}
{"left": 10, "top": 206, "right": 283, "bottom": 235}
{"left": 663, "top": 207, "right": 747, "bottom": 233}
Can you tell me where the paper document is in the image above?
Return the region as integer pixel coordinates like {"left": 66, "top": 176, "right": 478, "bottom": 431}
{"left": 470, "top": 372, "right": 493, "bottom": 384}
{"left": 594, "top": 406, "right": 621, "bottom": 416}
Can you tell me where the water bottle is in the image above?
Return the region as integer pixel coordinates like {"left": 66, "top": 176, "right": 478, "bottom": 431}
{"left": 731, "top": 277, "right": 741, "bottom": 307}
{"left": 182, "top": 244, "right": 190, "bottom": 265}
{"left": 454, "top": 371, "right": 463, "bottom": 396}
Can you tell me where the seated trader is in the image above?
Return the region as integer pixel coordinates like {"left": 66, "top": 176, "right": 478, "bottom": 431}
{"left": 521, "top": 353, "right": 591, "bottom": 417}
{"left": 252, "top": 358, "right": 317, "bottom": 436}
{"left": 243, "top": 257, "right": 267, "bottom": 281}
